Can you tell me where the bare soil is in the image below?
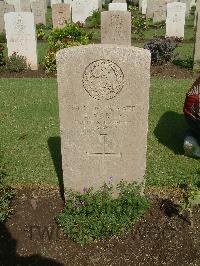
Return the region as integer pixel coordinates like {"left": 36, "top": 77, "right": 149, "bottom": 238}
{"left": 0, "top": 63, "right": 195, "bottom": 79}
{"left": 0, "top": 188, "right": 199, "bottom": 266}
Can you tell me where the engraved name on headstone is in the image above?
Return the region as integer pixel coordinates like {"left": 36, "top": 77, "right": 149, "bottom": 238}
{"left": 52, "top": 3, "right": 71, "bottom": 28}
{"left": 32, "top": 1, "right": 46, "bottom": 25}
{"left": 101, "top": 11, "right": 131, "bottom": 45}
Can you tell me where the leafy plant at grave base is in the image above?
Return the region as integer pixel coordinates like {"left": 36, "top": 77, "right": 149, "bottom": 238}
{"left": 44, "top": 50, "right": 57, "bottom": 73}
{"left": 57, "top": 180, "right": 149, "bottom": 244}
{"left": 152, "top": 20, "right": 166, "bottom": 29}
{"left": 144, "top": 37, "right": 177, "bottom": 65}
{"left": 36, "top": 23, "right": 46, "bottom": 31}
{"left": 0, "top": 155, "right": 14, "bottom": 223}
{"left": 36, "top": 28, "right": 46, "bottom": 41}
{"left": 178, "top": 182, "right": 200, "bottom": 227}
{"left": 0, "top": 32, "right": 6, "bottom": 43}
{"left": 131, "top": 11, "right": 150, "bottom": 40}
{"left": 36, "top": 24, "right": 47, "bottom": 40}
{"left": 85, "top": 10, "right": 101, "bottom": 28}
{"left": 190, "top": 5, "right": 196, "bottom": 15}
{"left": 6, "top": 52, "right": 30, "bottom": 72}
{"left": 44, "top": 23, "right": 91, "bottom": 72}
{"left": 0, "top": 44, "right": 6, "bottom": 67}
{"left": 172, "top": 57, "right": 194, "bottom": 69}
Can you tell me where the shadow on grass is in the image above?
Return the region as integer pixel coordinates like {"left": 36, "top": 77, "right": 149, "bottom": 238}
{"left": 0, "top": 222, "right": 63, "bottom": 265}
{"left": 154, "top": 111, "right": 188, "bottom": 155}
{"left": 48, "top": 137, "right": 64, "bottom": 201}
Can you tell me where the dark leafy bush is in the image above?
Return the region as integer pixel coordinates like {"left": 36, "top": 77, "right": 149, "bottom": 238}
{"left": 144, "top": 37, "right": 177, "bottom": 65}
{"left": 173, "top": 57, "right": 194, "bottom": 69}
{"left": 57, "top": 181, "right": 149, "bottom": 244}
{"left": 85, "top": 10, "right": 101, "bottom": 28}
{"left": 0, "top": 32, "right": 6, "bottom": 43}
{"left": 44, "top": 23, "right": 91, "bottom": 72}
{"left": 6, "top": 52, "right": 30, "bottom": 72}
{"left": 0, "top": 44, "right": 6, "bottom": 67}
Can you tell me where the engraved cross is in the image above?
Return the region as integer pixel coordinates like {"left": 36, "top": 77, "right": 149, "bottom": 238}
{"left": 87, "top": 134, "right": 122, "bottom": 159}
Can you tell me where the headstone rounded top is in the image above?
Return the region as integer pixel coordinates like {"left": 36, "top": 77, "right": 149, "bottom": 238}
{"left": 82, "top": 59, "right": 124, "bottom": 101}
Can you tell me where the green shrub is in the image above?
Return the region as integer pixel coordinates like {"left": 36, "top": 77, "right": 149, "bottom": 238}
{"left": 190, "top": 5, "right": 196, "bottom": 15}
{"left": 6, "top": 52, "right": 30, "bottom": 72}
{"left": 0, "top": 44, "right": 6, "bottom": 67}
{"left": 0, "top": 32, "right": 6, "bottom": 43}
{"left": 44, "top": 23, "right": 91, "bottom": 72}
{"left": 36, "top": 23, "right": 46, "bottom": 30}
{"left": 44, "top": 50, "right": 57, "bottom": 73}
{"left": 144, "top": 37, "right": 177, "bottom": 65}
{"left": 173, "top": 57, "right": 194, "bottom": 69}
{"left": 57, "top": 181, "right": 149, "bottom": 244}
{"left": 130, "top": 7, "right": 150, "bottom": 40}
{"left": 36, "top": 28, "right": 45, "bottom": 40}
{"left": 85, "top": 10, "right": 101, "bottom": 28}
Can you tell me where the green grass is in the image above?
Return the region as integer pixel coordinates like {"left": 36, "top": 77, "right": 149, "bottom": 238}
{"left": 0, "top": 78, "right": 199, "bottom": 187}
{"left": 146, "top": 78, "right": 200, "bottom": 187}
{"left": 0, "top": 78, "right": 59, "bottom": 185}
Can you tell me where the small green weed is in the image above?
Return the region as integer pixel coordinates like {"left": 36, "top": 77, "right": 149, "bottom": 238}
{"left": 179, "top": 183, "right": 200, "bottom": 227}
{"left": 57, "top": 181, "right": 149, "bottom": 244}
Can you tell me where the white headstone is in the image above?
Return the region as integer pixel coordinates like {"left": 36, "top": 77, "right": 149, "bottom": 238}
{"left": 109, "top": 2, "right": 127, "bottom": 11}
{"left": 51, "top": 0, "right": 62, "bottom": 8}
{"left": 32, "top": 1, "right": 46, "bottom": 25}
{"left": 142, "top": 0, "right": 147, "bottom": 15}
{"left": 20, "top": 0, "right": 31, "bottom": 12}
{"left": 101, "top": 11, "right": 131, "bottom": 45}
{"left": 166, "top": 2, "right": 186, "bottom": 38}
{"left": 72, "top": 0, "right": 99, "bottom": 23}
{"left": 4, "top": 12, "right": 38, "bottom": 70}
{"left": 56, "top": 44, "right": 151, "bottom": 194}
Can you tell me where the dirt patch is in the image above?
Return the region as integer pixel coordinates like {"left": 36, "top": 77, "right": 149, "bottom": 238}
{"left": 0, "top": 65, "right": 56, "bottom": 78}
{"left": 0, "top": 188, "right": 199, "bottom": 265}
{"left": 151, "top": 63, "right": 195, "bottom": 79}
{"left": 0, "top": 63, "right": 196, "bottom": 80}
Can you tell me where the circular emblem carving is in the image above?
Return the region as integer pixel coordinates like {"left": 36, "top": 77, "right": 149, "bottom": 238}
{"left": 82, "top": 59, "right": 124, "bottom": 100}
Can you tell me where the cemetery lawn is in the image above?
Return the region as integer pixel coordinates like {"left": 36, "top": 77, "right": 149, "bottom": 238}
{"left": 1, "top": 77, "right": 199, "bottom": 188}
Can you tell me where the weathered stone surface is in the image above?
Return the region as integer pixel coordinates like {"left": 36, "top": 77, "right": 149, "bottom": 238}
{"left": 109, "top": 2, "right": 127, "bottom": 11}
{"left": 32, "top": 1, "right": 46, "bottom": 25}
{"left": 56, "top": 44, "right": 151, "bottom": 194}
{"left": 71, "top": 0, "right": 99, "bottom": 23}
{"left": 52, "top": 3, "right": 71, "bottom": 28}
{"left": 31, "top": 0, "right": 47, "bottom": 13}
{"left": 6, "top": 0, "right": 20, "bottom": 11}
{"left": 146, "top": 0, "right": 166, "bottom": 19}
{"left": 101, "top": 11, "right": 131, "bottom": 45}
{"left": 0, "top": 2, "right": 5, "bottom": 33}
{"left": 20, "top": 0, "right": 31, "bottom": 12}
{"left": 4, "top": 12, "right": 38, "bottom": 70}
{"left": 166, "top": 2, "right": 186, "bottom": 38}
{"left": 194, "top": 13, "right": 200, "bottom": 70}
{"left": 0, "top": 2, "right": 15, "bottom": 33}
{"left": 180, "top": 0, "right": 191, "bottom": 16}
{"left": 142, "top": 0, "right": 147, "bottom": 15}
{"left": 153, "top": 5, "right": 166, "bottom": 23}
{"left": 51, "top": 0, "right": 62, "bottom": 8}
